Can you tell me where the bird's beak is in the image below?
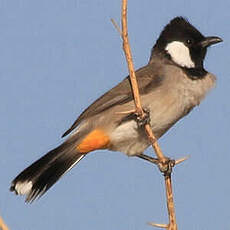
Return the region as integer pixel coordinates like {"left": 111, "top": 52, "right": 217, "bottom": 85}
{"left": 199, "top": 36, "right": 223, "bottom": 48}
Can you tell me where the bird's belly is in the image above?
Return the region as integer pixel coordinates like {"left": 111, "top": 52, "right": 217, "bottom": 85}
{"left": 109, "top": 120, "right": 150, "bottom": 156}
{"left": 109, "top": 98, "right": 189, "bottom": 156}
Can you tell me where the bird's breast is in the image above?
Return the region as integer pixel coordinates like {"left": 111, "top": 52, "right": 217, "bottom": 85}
{"left": 105, "top": 70, "right": 216, "bottom": 156}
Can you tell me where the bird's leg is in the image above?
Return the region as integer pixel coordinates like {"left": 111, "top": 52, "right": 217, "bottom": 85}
{"left": 134, "top": 107, "right": 176, "bottom": 176}
{"left": 136, "top": 153, "right": 158, "bottom": 164}
{"left": 136, "top": 153, "right": 175, "bottom": 176}
{"left": 135, "top": 107, "right": 151, "bottom": 128}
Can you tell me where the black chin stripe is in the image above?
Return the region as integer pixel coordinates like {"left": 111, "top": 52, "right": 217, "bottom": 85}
{"left": 183, "top": 67, "right": 207, "bottom": 80}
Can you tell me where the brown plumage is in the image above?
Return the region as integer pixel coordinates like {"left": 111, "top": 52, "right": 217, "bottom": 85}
{"left": 10, "top": 17, "right": 222, "bottom": 202}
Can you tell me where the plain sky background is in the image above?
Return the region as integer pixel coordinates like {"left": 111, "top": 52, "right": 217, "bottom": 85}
{"left": 0, "top": 0, "right": 229, "bottom": 229}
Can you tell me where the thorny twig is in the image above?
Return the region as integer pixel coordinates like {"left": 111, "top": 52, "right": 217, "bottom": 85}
{"left": 0, "top": 216, "right": 9, "bottom": 230}
{"left": 112, "top": 0, "right": 189, "bottom": 229}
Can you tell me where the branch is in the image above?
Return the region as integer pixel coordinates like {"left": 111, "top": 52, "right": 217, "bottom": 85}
{"left": 121, "top": 0, "right": 165, "bottom": 163}
{"left": 0, "top": 216, "right": 10, "bottom": 230}
{"left": 119, "top": 1, "right": 181, "bottom": 229}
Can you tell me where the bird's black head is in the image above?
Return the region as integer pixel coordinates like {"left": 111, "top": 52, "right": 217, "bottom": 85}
{"left": 151, "top": 17, "right": 222, "bottom": 78}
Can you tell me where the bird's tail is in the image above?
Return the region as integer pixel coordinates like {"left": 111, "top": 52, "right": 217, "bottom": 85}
{"left": 10, "top": 137, "right": 85, "bottom": 202}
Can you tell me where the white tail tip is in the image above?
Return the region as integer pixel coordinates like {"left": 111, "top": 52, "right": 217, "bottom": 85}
{"left": 14, "top": 181, "right": 33, "bottom": 195}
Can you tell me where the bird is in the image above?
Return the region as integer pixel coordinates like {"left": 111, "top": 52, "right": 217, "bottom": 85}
{"left": 10, "top": 17, "right": 222, "bottom": 202}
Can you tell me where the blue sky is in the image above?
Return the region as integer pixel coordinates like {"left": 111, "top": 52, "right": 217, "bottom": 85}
{"left": 1, "top": 0, "right": 229, "bottom": 229}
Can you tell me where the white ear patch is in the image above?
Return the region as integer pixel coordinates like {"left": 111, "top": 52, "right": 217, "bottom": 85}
{"left": 165, "top": 41, "right": 195, "bottom": 68}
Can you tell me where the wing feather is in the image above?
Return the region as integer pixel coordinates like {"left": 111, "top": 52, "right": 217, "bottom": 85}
{"left": 62, "top": 63, "right": 163, "bottom": 137}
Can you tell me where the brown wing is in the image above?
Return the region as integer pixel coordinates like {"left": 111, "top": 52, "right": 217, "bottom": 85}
{"left": 62, "top": 63, "right": 163, "bottom": 137}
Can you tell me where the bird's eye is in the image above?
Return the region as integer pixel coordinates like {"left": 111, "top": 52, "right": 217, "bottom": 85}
{"left": 186, "top": 39, "right": 193, "bottom": 45}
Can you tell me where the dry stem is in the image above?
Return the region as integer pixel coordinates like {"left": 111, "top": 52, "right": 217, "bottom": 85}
{"left": 0, "top": 216, "right": 9, "bottom": 230}
{"left": 120, "top": 0, "right": 179, "bottom": 229}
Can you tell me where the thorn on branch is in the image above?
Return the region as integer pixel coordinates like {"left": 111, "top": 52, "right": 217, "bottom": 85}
{"left": 175, "top": 155, "right": 190, "bottom": 165}
{"left": 111, "top": 18, "right": 122, "bottom": 37}
{"left": 148, "top": 222, "right": 168, "bottom": 229}
{"left": 158, "top": 155, "right": 189, "bottom": 176}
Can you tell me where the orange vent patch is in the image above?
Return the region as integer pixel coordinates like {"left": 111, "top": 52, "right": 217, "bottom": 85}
{"left": 76, "top": 129, "right": 110, "bottom": 153}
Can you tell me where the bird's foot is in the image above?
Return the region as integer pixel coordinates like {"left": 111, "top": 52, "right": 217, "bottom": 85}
{"left": 157, "top": 158, "right": 175, "bottom": 177}
{"left": 137, "top": 154, "right": 175, "bottom": 176}
{"left": 135, "top": 107, "right": 151, "bottom": 128}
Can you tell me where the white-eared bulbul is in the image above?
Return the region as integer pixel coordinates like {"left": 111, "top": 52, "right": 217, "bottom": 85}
{"left": 10, "top": 17, "right": 222, "bottom": 202}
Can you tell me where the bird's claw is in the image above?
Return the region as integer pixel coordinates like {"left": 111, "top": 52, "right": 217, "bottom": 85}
{"left": 135, "top": 108, "right": 151, "bottom": 128}
{"left": 137, "top": 154, "right": 176, "bottom": 176}
{"left": 157, "top": 158, "right": 175, "bottom": 176}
